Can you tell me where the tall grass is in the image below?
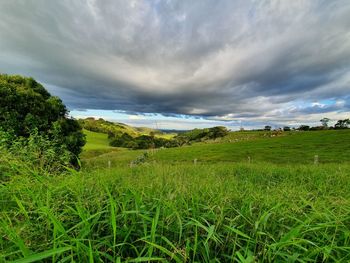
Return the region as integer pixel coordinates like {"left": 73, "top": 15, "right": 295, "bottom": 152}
{"left": 1, "top": 162, "right": 350, "bottom": 262}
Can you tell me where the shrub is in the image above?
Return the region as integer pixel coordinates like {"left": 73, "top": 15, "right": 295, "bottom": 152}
{"left": 0, "top": 129, "right": 72, "bottom": 176}
{"left": 0, "top": 74, "right": 85, "bottom": 165}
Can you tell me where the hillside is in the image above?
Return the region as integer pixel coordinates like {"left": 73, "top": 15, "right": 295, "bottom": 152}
{"left": 79, "top": 117, "right": 165, "bottom": 137}
{"left": 152, "top": 130, "right": 350, "bottom": 164}
{"left": 83, "top": 129, "right": 111, "bottom": 151}
{"left": 83, "top": 129, "right": 350, "bottom": 167}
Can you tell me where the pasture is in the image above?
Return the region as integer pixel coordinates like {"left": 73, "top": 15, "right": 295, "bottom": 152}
{"left": 1, "top": 130, "right": 350, "bottom": 262}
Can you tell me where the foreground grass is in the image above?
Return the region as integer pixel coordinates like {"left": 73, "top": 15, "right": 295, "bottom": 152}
{"left": 1, "top": 162, "right": 350, "bottom": 262}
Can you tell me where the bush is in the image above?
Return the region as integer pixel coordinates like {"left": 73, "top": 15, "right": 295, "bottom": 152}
{"left": 0, "top": 129, "right": 72, "bottom": 176}
{"left": 173, "top": 126, "right": 229, "bottom": 145}
{"left": 0, "top": 74, "right": 85, "bottom": 165}
{"left": 298, "top": 125, "right": 310, "bottom": 131}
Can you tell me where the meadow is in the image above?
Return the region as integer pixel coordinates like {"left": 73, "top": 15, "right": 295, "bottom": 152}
{"left": 1, "top": 130, "right": 350, "bottom": 262}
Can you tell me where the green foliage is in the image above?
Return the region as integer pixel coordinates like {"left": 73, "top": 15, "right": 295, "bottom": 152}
{"left": 1, "top": 163, "right": 350, "bottom": 261}
{"left": 0, "top": 129, "right": 71, "bottom": 176}
{"left": 79, "top": 117, "right": 156, "bottom": 138}
{"left": 298, "top": 125, "right": 310, "bottom": 131}
{"left": 83, "top": 129, "right": 112, "bottom": 151}
{"left": 174, "top": 126, "right": 229, "bottom": 145}
{"left": 109, "top": 133, "right": 175, "bottom": 149}
{"left": 110, "top": 132, "right": 135, "bottom": 147}
{"left": 334, "top": 118, "right": 350, "bottom": 129}
{"left": 0, "top": 74, "right": 85, "bottom": 164}
{"left": 320, "top": 117, "right": 330, "bottom": 127}
{"left": 108, "top": 126, "right": 229, "bottom": 150}
{"left": 2, "top": 128, "right": 350, "bottom": 261}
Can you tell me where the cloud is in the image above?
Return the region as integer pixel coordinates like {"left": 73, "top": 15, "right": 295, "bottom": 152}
{"left": 0, "top": 0, "right": 350, "bottom": 125}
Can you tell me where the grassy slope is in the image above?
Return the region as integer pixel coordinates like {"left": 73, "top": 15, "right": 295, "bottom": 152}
{"left": 83, "top": 129, "right": 111, "bottom": 151}
{"left": 152, "top": 130, "right": 350, "bottom": 164}
{"left": 80, "top": 118, "right": 175, "bottom": 139}
{"left": 84, "top": 130, "right": 350, "bottom": 167}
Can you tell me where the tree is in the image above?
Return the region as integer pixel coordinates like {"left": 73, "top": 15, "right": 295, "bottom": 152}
{"left": 334, "top": 119, "right": 350, "bottom": 129}
{"left": 298, "top": 125, "right": 310, "bottom": 131}
{"left": 208, "top": 126, "right": 229, "bottom": 139}
{"left": 264, "top": 126, "right": 272, "bottom": 131}
{"left": 0, "top": 74, "right": 85, "bottom": 164}
{"left": 320, "top": 118, "right": 330, "bottom": 128}
{"left": 110, "top": 132, "right": 134, "bottom": 147}
{"left": 283, "top": 126, "right": 291, "bottom": 131}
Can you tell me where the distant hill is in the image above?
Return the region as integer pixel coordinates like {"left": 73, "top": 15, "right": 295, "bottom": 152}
{"left": 78, "top": 117, "right": 162, "bottom": 137}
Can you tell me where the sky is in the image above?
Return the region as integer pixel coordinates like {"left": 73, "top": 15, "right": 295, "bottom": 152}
{"left": 1, "top": 0, "right": 350, "bottom": 130}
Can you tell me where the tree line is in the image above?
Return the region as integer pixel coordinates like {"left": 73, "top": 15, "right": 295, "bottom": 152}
{"left": 262, "top": 118, "right": 349, "bottom": 132}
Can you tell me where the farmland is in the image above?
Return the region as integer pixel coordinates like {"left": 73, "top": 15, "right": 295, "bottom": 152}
{"left": 1, "top": 129, "right": 350, "bottom": 262}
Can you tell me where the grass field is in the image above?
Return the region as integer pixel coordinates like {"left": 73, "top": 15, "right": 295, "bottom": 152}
{"left": 1, "top": 130, "right": 350, "bottom": 262}
{"left": 83, "top": 130, "right": 350, "bottom": 169}
{"left": 83, "top": 129, "right": 112, "bottom": 151}
{"left": 151, "top": 130, "right": 350, "bottom": 164}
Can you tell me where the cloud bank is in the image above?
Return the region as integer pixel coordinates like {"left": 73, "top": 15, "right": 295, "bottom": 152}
{"left": 1, "top": 0, "right": 350, "bottom": 124}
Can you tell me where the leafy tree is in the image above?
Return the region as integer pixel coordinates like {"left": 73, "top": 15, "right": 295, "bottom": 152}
{"left": 320, "top": 118, "right": 330, "bottom": 128}
{"left": 134, "top": 135, "right": 155, "bottom": 149}
{"left": 110, "top": 133, "right": 134, "bottom": 147}
{"left": 0, "top": 74, "right": 85, "bottom": 165}
{"left": 264, "top": 126, "right": 272, "bottom": 131}
{"left": 283, "top": 126, "right": 291, "bottom": 131}
{"left": 208, "top": 126, "right": 229, "bottom": 139}
{"left": 173, "top": 126, "right": 229, "bottom": 144}
{"left": 298, "top": 125, "right": 310, "bottom": 131}
{"left": 334, "top": 119, "right": 350, "bottom": 129}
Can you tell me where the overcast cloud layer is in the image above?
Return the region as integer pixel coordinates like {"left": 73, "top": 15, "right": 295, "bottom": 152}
{"left": 1, "top": 0, "right": 350, "bottom": 125}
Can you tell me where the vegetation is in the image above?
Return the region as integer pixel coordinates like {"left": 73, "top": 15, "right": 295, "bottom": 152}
{"left": 334, "top": 119, "right": 350, "bottom": 129}
{"left": 0, "top": 74, "right": 85, "bottom": 165}
{"left": 83, "top": 130, "right": 350, "bottom": 168}
{"left": 83, "top": 129, "right": 112, "bottom": 151}
{"left": 1, "top": 128, "right": 350, "bottom": 261}
{"left": 79, "top": 118, "right": 142, "bottom": 137}
{"left": 174, "top": 126, "right": 229, "bottom": 146}
{"left": 1, "top": 155, "right": 350, "bottom": 262}
{"left": 82, "top": 118, "right": 229, "bottom": 150}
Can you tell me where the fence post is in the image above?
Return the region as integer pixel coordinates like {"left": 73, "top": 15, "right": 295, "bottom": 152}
{"left": 108, "top": 160, "right": 111, "bottom": 169}
{"left": 314, "top": 155, "right": 319, "bottom": 165}
{"left": 193, "top": 158, "right": 197, "bottom": 165}
{"left": 248, "top": 156, "right": 251, "bottom": 163}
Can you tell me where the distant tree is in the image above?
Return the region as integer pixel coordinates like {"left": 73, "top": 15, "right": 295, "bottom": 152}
{"left": 264, "top": 126, "right": 272, "bottom": 131}
{"left": 134, "top": 135, "right": 155, "bottom": 149}
{"left": 298, "top": 125, "right": 310, "bottom": 131}
{"left": 283, "top": 126, "right": 291, "bottom": 131}
{"left": 334, "top": 119, "right": 350, "bottom": 129}
{"left": 320, "top": 118, "right": 330, "bottom": 128}
{"left": 0, "top": 74, "right": 85, "bottom": 164}
{"left": 110, "top": 133, "right": 134, "bottom": 147}
{"left": 208, "top": 126, "right": 229, "bottom": 139}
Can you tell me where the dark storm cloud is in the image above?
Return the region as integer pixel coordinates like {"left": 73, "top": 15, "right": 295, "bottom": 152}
{"left": 1, "top": 0, "right": 350, "bottom": 123}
